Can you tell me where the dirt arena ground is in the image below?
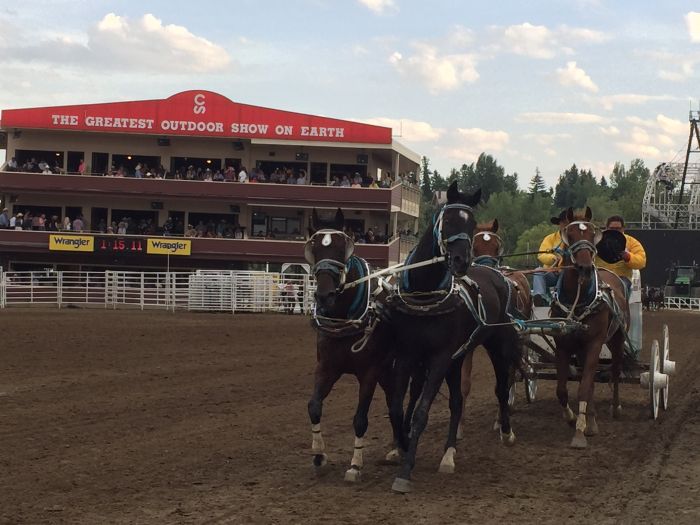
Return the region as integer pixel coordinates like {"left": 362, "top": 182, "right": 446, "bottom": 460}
{"left": 1, "top": 308, "right": 699, "bottom": 524}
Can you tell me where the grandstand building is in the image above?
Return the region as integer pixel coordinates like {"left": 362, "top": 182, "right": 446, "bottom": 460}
{"left": 0, "top": 90, "right": 421, "bottom": 272}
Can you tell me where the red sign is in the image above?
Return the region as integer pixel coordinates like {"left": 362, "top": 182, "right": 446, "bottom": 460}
{"left": 0, "top": 90, "right": 392, "bottom": 144}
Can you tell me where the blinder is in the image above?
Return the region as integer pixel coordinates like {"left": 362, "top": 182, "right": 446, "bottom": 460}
{"left": 304, "top": 229, "right": 355, "bottom": 265}
{"left": 304, "top": 229, "right": 355, "bottom": 291}
{"left": 434, "top": 203, "right": 475, "bottom": 256}
{"left": 562, "top": 221, "right": 601, "bottom": 259}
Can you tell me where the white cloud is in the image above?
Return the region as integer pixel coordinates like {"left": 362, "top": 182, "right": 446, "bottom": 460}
{"left": 615, "top": 141, "right": 661, "bottom": 158}
{"left": 494, "top": 23, "right": 606, "bottom": 59}
{"left": 351, "top": 117, "right": 444, "bottom": 142}
{"left": 544, "top": 147, "right": 557, "bottom": 157}
{"left": 686, "top": 11, "right": 700, "bottom": 42}
{"left": 0, "top": 13, "right": 231, "bottom": 73}
{"left": 598, "top": 93, "right": 677, "bottom": 110}
{"left": 500, "top": 23, "right": 560, "bottom": 59}
{"left": 89, "top": 13, "right": 230, "bottom": 72}
{"left": 562, "top": 26, "right": 608, "bottom": 44}
{"left": 599, "top": 125, "right": 620, "bottom": 136}
{"left": 440, "top": 128, "right": 509, "bottom": 160}
{"left": 389, "top": 44, "right": 479, "bottom": 93}
{"left": 655, "top": 114, "right": 687, "bottom": 137}
{"left": 516, "top": 112, "right": 606, "bottom": 124}
{"left": 556, "top": 61, "right": 598, "bottom": 92}
{"left": 614, "top": 114, "right": 688, "bottom": 160}
{"left": 357, "top": 0, "right": 397, "bottom": 14}
{"left": 523, "top": 132, "right": 572, "bottom": 145}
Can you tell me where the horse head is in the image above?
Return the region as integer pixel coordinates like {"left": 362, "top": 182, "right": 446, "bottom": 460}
{"left": 472, "top": 219, "right": 504, "bottom": 260}
{"left": 305, "top": 208, "right": 354, "bottom": 313}
{"left": 435, "top": 182, "right": 481, "bottom": 277}
{"left": 562, "top": 206, "right": 602, "bottom": 282}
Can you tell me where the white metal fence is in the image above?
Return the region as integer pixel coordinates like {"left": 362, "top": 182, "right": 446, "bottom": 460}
{"left": 3, "top": 269, "right": 699, "bottom": 313}
{"left": 0, "top": 270, "right": 315, "bottom": 313}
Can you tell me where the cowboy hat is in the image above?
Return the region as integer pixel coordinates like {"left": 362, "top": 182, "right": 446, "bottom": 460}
{"left": 596, "top": 229, "right": 627, "bottom": 263}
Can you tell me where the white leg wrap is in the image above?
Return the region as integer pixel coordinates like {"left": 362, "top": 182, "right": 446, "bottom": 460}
{"left": 576, "top": 401, "right": 587, "bottom": 433}
{"left": 350, "top": 436, "right": 364, "bottom": 468}
{"left": 311, "top": 423, "right": 325, "bottom": 453}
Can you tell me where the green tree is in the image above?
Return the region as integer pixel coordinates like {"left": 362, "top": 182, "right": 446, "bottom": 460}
{"left": 512, "top": 222, "right": 556, "bottom": 268}
{"left": 528, "top": 167, "right": 546, "bottom": 196}
{"left": 420, "top": 156, "right": 432, "bottom": 201}
{"left": 430, "top": 169, "right": 447, "bottom": 192}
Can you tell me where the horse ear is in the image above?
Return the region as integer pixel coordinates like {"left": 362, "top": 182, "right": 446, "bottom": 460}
{"left": 566, "top": 207, "right": 574, "bottom": 222}
{"left": 310, "top": 208, "right": 320, "bottom": 233}
{"left": 334, "top": 208, "right": 345, "bottom": 230}
{"left": 585, "top": 206, "right": 592, "bottom": 221}
{"left": 492, "top": 218, "right": 499, "bottom": 232}
{"left": 464, "top": 188, "right": 482, "bottom": 207}
{"left": 446, "top": 181, "right": 459, "bottom": 202}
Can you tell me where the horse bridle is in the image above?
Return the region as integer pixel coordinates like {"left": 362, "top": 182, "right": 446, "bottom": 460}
{"left": 471, "top": 231, "right": 504, "bottom": 257}
{"left": 562, "top": 221, "right": 602, "bottom": 265}
{"left": 304, "top": 229, "right": 355, "bottom": 291}
{"left": 433, "top": 203, "right": 475, "bottom": 260}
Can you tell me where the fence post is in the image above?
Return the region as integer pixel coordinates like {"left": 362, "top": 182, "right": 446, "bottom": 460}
{"left": 57, "top": 271, "right": 63, "bottom": 309}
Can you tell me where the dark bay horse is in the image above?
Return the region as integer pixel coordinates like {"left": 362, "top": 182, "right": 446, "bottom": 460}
{"left": 305, "top": 208, "right": 397, "bottom": 482}
{"left": 458, "top": 219, "right": 533, "bottom": 435}
{"left": 551, "top": 206, "right": 630, "bottom": 448}
{"left": 386, "top": 182, "right": 522, "bottom": 493}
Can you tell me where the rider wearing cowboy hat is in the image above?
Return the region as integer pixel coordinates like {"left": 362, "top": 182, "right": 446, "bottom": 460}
{"left": 532, "top": 209, "right": 570, "bottom": 306}
{"left": 595, "top": 215, "right": 646, "bottom": 297}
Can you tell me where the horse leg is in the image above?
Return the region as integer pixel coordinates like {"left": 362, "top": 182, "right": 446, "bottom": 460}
{"left": 457, "top": 352, "right": 473, "bottom": 439}
{"left": 403, "top": 366, "right": 425, "bottom": 437}
{"left": 308, "top": 364, "right": 341, "bottom": 468}
{"left": 345, "top": 373, "right": 379, "bottom": 482}
{"left": 489, "top": 341, "right": 516, "bottom": 446}
{"left": 386, "top": 357, "right": 412, "bottom": 464}
{"left": 555, "top": 344, "right": 576, "bottom": 425}
{"left": 392, "top": 356, "right": 450, "bottom": 494}
{"left": 439, "top": 358, "right": 465, "bottom": 474}
{"left": 571, "top": 343, "right": 600, "bottom": 449}
{"left": 585, "top": 384, "right": 599, "bottom": 436}
{"left": 609, "top": 330, "right": 625, "bottom": 418}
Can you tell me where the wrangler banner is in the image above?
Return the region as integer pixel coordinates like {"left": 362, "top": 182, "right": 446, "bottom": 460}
{"left": 49, "top": 234, "right": 94, "bottom": 252}
{"left": 146, "top": 238, "right": 192, "bottom": 256}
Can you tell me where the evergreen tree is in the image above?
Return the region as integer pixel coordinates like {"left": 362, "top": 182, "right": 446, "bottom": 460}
{"left": 430, "top": 169, "right": 447, "bottom": 191}
{"left": 420, "top": 156, "right": 432, "bottom": 201}
{"left": 528, "top": 168, "right": 546, "bottom": 196}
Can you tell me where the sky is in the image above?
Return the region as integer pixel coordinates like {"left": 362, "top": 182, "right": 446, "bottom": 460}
{"left": 1, "top": 0, "right": 700, "bottom": 189}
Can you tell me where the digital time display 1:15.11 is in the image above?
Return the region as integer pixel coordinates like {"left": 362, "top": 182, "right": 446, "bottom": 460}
{"left": 95, "top": 237, "right": 145, "bottom": 253}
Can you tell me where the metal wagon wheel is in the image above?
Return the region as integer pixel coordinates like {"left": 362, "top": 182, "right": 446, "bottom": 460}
{"left": 660, "top": 324, "right": 674, "bottom": 411}
{"left": 523, "top": 346, "right": 538, "bottom": 403}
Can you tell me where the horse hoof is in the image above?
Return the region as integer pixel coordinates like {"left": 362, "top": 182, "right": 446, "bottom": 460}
{"left": 344, "top": 466, "right": 361, "bottom": 483}
{"left": 392, "top": 477, "right": 412, "bottom": 494}
{"left": 500, "top": 430, "right": 516, "bottom": 447}
{"left": 384, "top": 449, "right": 401, "bottom": 464}
{"left": 438, "top": 447, "right": 456, "bottom": 474}
{"left": 585, "top": 420, "right": 599, "bottom": 437}
{"left": 570, "top": 432, "right": 588, "bottom": 449}
{"left": 438, "top": 461, "right": 455, "bottom": 474}
{"left": 611, "top": 404, "right": 623, "bottom": 419}
{"left": 312, "top": 453, "right": 328, "bottom": 468}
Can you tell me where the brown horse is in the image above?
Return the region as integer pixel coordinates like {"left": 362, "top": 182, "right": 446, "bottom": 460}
{"left": 552, "top": 207, "right": 630, "bottom": 448}
{"left": 459, "top": 219, "right": 532, "bottom": 435}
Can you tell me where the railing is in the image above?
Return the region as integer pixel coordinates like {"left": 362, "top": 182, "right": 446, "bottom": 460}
{"left": 664, "top": 296, "right": 700, "bottom": 310}
{"left": 0, "top": 270, "right": 315, "bottom": 313}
